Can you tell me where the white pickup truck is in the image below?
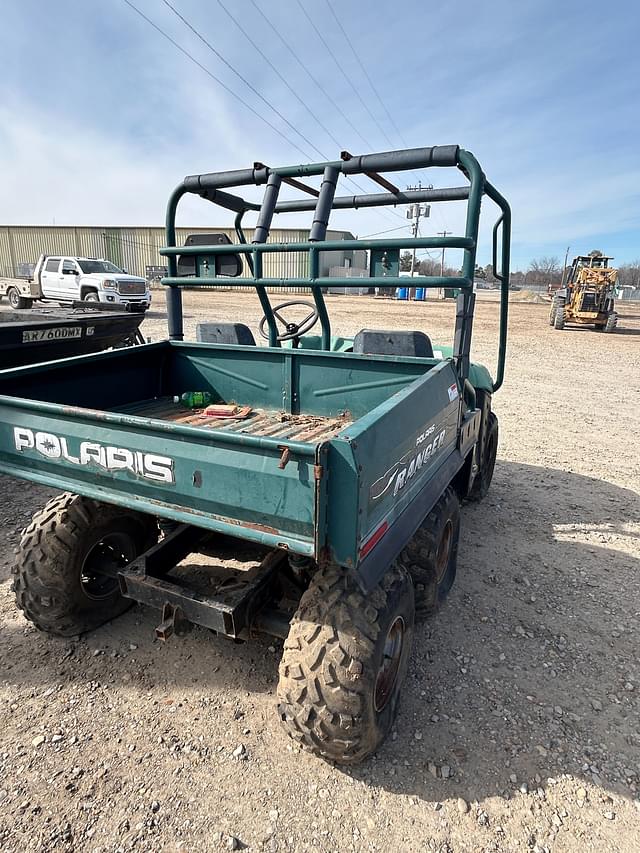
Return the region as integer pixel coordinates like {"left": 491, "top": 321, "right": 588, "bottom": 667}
{"left": 0, "top": 254, "right": 151, "bottom": 311}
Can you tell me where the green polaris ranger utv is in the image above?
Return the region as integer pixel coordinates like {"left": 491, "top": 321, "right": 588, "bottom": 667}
{"left": 0, "top": 145, "right": 510, "bottom": 763}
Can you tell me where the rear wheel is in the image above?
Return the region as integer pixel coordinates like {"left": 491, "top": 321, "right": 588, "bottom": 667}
{"left": 467, "top": 388, "right": 499, "bottom": 502}
{"left": 554, "top": 298, "right": 565, "bottom": 329}
{"left": 277, "top": 562, "right": 414, "bottom": 764}
{"left": 7, "top": 287, "right": 32, "bottom": 310}
{"left": 397, "top": 486, "right": 460, "bottom": 616}
{"left": 13, "top": 494, "right": 158, "bottom": 637}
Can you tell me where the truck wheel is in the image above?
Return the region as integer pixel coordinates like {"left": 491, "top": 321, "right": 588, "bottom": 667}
{"left": 13, "top": 493, "right": 158, "bottom": 637}
{"left": 277, "top": 562, "right": 414, "bottom": 764}
{"left": 398, "top": 486, "right": 460, "bottom": 616}
{"left": 604, "top": 312, "right": 618, "bottom": 333}
{"left": 7, "top": 287, "right": 32, "bottom": 310}
{"left": 83, "top": 291, "right": 100, "bottom": 302}
{"left": 554, "top": 298, "right": 565, "bottom": 330}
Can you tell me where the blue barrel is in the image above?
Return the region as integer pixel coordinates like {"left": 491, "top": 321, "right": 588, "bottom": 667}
{"left": 396, "top": 287, "right": 408, "bottom": 300}
{"left": 414, "top": 287, "right": 425, "bottom": 301}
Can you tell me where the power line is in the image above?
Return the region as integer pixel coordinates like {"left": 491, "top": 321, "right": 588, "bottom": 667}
{"left": 210, "top": 0, "right": 342, "bottom": 156}
{"left": 161, "top": 0, "right": 326, "bottom": 161}
{"left": 320, "top": 0, "right": 456, "bottom": 235}
{"left": 122, "top": 0, "right": 311, "bottom": 160}
{"left": 123, "top": 1, "right": 415, "bottom": 231}
{"left": 248, "top": 0, "right": 371, "bottom": 152}
{"left": 324, "top": 0, "right": 407, "bottom": 149}
{"left": 154, "top": 0, "right": 404, "bottom": 229}
{"left": 359, "top": 225, "right": 408, "bottom": 239}
{"left": 207, "top": 0, "right": 404, "bottom": 225}
{"left": 295, "top": 0, "right": 396, "bottom": 150}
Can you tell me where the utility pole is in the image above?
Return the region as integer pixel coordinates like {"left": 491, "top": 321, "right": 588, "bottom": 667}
{"left": 560, "top": 245, "right": 570, "bottom": 287}
{"left": 437, "top": 230, "right": 452, "bottom": 276}
{"left": 437, "top": 230, "right": 452, "bottom": 299}
{"left": 406, "top": 182, "right": 432, "bottom": 279}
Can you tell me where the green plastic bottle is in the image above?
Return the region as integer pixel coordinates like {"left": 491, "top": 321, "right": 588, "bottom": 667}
{"left": 173, "top": 391, "right": 213, "bottom": 409}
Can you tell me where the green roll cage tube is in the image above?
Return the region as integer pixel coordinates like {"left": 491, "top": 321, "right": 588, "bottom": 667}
{"left": 159, "top": 145, "right": 511, "bottom": 391}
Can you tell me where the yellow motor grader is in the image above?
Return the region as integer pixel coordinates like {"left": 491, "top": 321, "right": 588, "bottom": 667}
{"left": 550, "top": 255, "right": 618, "bottom": 332}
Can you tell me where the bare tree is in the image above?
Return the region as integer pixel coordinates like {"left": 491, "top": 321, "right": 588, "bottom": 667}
{"left": 617, "top": 261, "right": 640, "bottom": 289}
{"left": 528, "top": 256, "right": 560, "bottom": 286}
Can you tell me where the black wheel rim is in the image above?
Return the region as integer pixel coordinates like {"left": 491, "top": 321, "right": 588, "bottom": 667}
{"left": 374, "top": 616, "right": 405, "bottom": 712}
{"left": 80, "top": 532, "right": 136, "bottom": 600}
{"left": 435, "top": 519, "right": 453, "bottom": 583}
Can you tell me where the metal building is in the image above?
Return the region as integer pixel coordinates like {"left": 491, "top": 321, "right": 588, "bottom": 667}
{"left": 0, "top": 226, "right": 367, "bottom": 292}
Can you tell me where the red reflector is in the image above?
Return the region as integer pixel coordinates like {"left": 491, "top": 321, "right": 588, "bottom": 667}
{"left": 359, "top": 521, "right": 389, "bottom": 558}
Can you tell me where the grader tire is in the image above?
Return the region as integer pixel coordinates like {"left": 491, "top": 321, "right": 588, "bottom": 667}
{"left": 13, "top": 493, "right": 158, "bottom": 637}
{"left": 277, "top": 562, "right": 414, "bottom": 764}
{"left": 604, "top": 312, "right": 618, "bottom": 333}
{"left": 554, "top": 298, "right": 566, "bottom": 330}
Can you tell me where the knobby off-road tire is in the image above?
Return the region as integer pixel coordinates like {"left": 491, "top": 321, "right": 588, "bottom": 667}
{"left": 13, "top": 493, "right": 158, "bottom": 637}
{"left": 604, "top": 312, "right": 618, "bottom": 333}
{"left": 554, "top": 298, "right": 565, "bottom": 330}
{"left": 397, "top": 486, "right": 460, "bottom": 617}
{"left": 467, "top": 388, "right": 499, "bottom": 503}
{"left": 548, "top": 303, "right": 556, "bottom": 326}
{"left": 277, "top": 562, "right": 414, "bottom": 764}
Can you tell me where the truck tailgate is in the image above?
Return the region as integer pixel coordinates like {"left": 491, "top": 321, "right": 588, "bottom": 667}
{"left": 0, "top": 397, "right": 320, "bottom": 555}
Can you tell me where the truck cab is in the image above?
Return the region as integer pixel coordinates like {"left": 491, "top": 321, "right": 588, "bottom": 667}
{"left": 39, "top": 256, "right": 151, "bottom": 309}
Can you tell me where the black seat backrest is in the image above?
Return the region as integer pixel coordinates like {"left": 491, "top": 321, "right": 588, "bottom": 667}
{"left": 352, "top": 329, "right": 434, "bottom": 358}
{"left": 196, "top": 323, "right": 256, "bottom": 345}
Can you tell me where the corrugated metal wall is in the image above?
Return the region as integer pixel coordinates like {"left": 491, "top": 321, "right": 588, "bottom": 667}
{"left": 0, "top": 226, "right": 360, "bottom": 294}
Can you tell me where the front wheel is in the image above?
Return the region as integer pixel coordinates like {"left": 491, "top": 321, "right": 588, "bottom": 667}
{"left": 554, "top": 298, "right": 565, "bottom": 329}
{"left": 278, "top": 562, "right": 414, "bottom": 764}
{"left": 83, "top": 291, "right": 100, "bottom": 302}
{"left": 13, "top": 494, "right": 158, "bottom": 637}
{"left": 7, "top": 287, "right": 32, "bottom": 310}
{"left": 604, "top": 312, "right": 618, "bottom": 333}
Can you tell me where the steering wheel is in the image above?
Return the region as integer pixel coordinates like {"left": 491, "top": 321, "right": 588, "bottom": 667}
{"left": 259, "top": 300, "right": 320, "bottom": 344}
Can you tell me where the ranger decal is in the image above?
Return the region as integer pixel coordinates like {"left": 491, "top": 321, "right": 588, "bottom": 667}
{"left": 370, "top": 428, "right": 446, "bottom": 501}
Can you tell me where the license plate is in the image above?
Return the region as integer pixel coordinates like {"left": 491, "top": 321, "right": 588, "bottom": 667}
{"left": 22, "top": 326, "right": 83, "bottom": 343}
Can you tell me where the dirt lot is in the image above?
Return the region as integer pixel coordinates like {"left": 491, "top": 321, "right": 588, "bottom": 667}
{"left": 1, "top": 292, "right": 639, "bottom": 853}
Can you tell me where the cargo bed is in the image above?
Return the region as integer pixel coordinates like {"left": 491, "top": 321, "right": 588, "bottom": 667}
{"left": 0, "top": 339, "right": 467, "bottom": 586}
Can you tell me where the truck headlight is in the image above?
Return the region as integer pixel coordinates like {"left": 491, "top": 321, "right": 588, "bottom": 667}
{"left": 102, "top": 279, "right": 117, "bottom": 289}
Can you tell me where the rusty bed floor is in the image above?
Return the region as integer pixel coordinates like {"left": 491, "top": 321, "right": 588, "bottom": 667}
{"left": 116, "top": 397, "right": 352, "bottom": 443}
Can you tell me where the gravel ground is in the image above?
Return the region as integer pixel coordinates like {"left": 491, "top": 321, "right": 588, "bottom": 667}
{"left": 1, "top": 292, "right": 639, "bottom": 853}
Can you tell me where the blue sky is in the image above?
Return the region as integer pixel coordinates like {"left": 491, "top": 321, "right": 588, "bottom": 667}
{"left": 1, "top": 0, "right": 638, "bottom": 270}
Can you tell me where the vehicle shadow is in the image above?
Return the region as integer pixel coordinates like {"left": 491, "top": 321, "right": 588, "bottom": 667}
{"left": 612, "top": 327, "right": 640, "bottom": 336}
{"left": 1, "top": 461, "right": 638, "bottom": 804}
{"left": 344, "top": 460, "right": 640, "bottom": 802}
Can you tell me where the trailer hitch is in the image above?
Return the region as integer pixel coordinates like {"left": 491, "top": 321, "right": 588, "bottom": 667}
{"left": 155, "top": 602, "right": 192, "bottom": 641}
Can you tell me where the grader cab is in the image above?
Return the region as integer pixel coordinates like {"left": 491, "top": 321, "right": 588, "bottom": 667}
{"left": 550, "top": 254, "right": 618, "bottom": 332}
